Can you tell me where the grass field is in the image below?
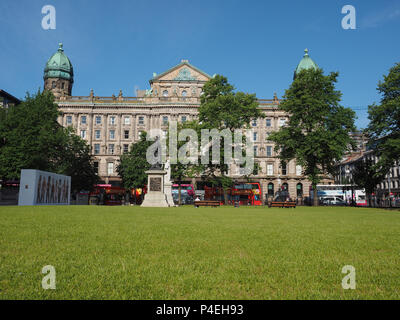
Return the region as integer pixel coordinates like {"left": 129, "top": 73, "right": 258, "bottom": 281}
{"left": 0, "top": 205, "right": 399, "bottom": 299}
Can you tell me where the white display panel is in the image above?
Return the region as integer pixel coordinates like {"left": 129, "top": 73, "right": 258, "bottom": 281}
{"left": 18, "top": 169, "right": 71, "bottom": 205}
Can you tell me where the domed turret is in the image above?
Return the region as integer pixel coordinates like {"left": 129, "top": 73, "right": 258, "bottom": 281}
{"left": 294, "top": 48, "right": 318, "bottom": 79}
{"left": 44, "top": 43, "right": 74, "bottom": 98}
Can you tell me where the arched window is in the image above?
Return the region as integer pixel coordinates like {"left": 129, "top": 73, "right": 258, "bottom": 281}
{"left": 282, "top": 183, "right": 288, "bottom": 191}
{"left": 182, "top": 90, "right": 187, "bottom": 97}
{"left": 268, "top": 183, "right": 274, "bottom": 196}
{"left": 297, "top": 183, "right": 303, "bottom": 197}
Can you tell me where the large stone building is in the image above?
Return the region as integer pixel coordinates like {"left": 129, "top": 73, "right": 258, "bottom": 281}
{"left": 44, "top": 44, "right": 328, "bottom": 201}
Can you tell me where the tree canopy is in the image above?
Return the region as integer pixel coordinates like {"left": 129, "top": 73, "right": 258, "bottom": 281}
{"left": 269, "top": 68, "right": 356, "bottom": 205}
{"left": 117, "top": 132, "right": 152, "bottom": 189}
{"left": 0, "top": 90, "right": 98, "bottom": 191}
{"left": 352, "top": 158, "right": 385, "bottom": 206}
{"left": 366, "top": 62, "right": 400, "bottom": 174}
{"left": 196, "top": 74, "right": 263, "bottom": 194}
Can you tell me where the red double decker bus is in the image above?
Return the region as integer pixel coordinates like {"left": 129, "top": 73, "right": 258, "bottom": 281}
{"left": 204, "top": 182, "right": 262, "bottom": 206}
{"left": 90, "top": 184, "right": 126, "bottom": 205}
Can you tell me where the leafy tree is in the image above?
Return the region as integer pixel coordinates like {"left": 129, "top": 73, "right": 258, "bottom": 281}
{"left": 366, "top": 62, "right": 400, "bottom": 175}
{"left": 197, "top": 75, "right": 264, "bottom": 203}
{"left": 269, "top": 68, "right": 356, "bottom": 206}
{"left": 169, "top": 120, "right": 204, "bottom": 205}
{"left": 352, "top": 158, "right": 385, "bottom": 207}
{"left": 0, "top": 90, "right": 64, "bottom": 179}
{"left": 54, "top": 127, "right": 100, "bottom": 192}
{"left": 0, "top": 90, "right": 98, "bottom": 192}
{"left": 117, "top": 132, "right": 152, "bottom": 192}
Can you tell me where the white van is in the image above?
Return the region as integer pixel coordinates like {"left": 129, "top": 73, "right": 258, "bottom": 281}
{"left": 320, "top": 196, "right": 346, "bottom": 206}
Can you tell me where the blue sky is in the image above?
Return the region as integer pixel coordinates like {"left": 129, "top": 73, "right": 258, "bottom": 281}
{"left": 1, "top": 0, "right": 399, "bottom": 129}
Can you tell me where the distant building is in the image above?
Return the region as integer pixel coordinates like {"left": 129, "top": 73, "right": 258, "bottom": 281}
{"left": 335, "top": 136, "right": 400, "bottom": 198}
{"left": 0, "top": 89, "right": 21, "bottom": 108}
{"left": 43, "top": 44, "right": 332, "bottom": 200}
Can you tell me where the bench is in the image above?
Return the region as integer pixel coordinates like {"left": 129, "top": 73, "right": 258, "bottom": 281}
{"left": 268, "top": 201, "right": 296, "bottom": 208}
{"left": 194, "top": 200, "right": 221, "bottom": 208}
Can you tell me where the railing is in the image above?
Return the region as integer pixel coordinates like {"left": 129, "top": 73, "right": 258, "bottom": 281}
{"left": 58, "top": 94, "right": 281, "bottom": 107}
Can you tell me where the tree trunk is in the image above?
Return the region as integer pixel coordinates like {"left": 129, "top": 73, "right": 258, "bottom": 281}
{"left": 367, "top": 193, "right": 372, "bottom": 207}
{"left": 178, "top": 183, "right": 182, "bottom": 206}
{"left": 313, "top": 185, "right": 318, "bottom": 206}
{"left": 223, "top": 189, "right": 228, "bottom": 205}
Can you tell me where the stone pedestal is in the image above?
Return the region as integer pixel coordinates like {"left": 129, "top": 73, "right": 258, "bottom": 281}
{"left": 164, "top": 182, "right": 175, "bottom": 207}
{"left": 141, "top": 169, "right": 169, "bottom": 207}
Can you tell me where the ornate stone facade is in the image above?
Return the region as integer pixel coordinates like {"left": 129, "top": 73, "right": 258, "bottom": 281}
{"left": 45, "top": 46, "right": 332, "bottom": 201}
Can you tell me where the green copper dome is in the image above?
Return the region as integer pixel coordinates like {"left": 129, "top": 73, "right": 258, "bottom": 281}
{"left": 294, "top": 48, "right": 318, "bottom": 79}
{"left": 44, "top": 43, "right": 74, "bottom": 82}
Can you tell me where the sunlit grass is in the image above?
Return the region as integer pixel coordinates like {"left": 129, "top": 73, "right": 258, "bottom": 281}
{"left": 0, "top": 205, "right": 399, "bottom": 299}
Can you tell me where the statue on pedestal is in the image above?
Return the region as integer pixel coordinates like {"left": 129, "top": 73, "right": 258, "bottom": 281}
{"left": 164, "top": 159, "right": 175, "bottom": 206}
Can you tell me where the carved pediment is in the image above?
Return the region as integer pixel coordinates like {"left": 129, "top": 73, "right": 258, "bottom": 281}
{"left": 152, "top": 61, "right": 211, "bottom": 83}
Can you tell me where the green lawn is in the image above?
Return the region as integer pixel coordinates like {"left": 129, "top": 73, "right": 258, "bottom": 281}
{"left": 0, "top": 205, "right": 399, "bottom": 299}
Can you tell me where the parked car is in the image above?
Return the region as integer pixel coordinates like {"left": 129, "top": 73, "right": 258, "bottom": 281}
{"left": 320, "top": 197, "right": 346, "bottom": 206}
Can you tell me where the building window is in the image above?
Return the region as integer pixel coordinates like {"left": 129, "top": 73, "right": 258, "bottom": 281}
{"left": 297, "top": 183, "right": 303, "bottom": 197}
{"left": 94, "top": 144, "right": 100, "bottom": 155}
{"left": 124, "top": 117, "right": 130, "bottom": 125}
{"left": 163, "top": 90, "right": 169, "bottom": 97}
{"left": 124, "top": 130, "right": 129, "bottom": 139}
{"left": 181, "top": 116, "right": 187, "bottom": 123}
{"left": 182, "top": 90, "right": 187, "bottom": 97}
{"left": 95, "top": 116, "right": 101, "bottom": 125}
{"left": 138, "top": 116, "right": 144, "bottom": 125}
{"left": 109, "top": 116, "right": 116, "bottom": 125}
{"left": 123, "top": 144, "right": 129, "bottom": 154}
{"left": 107, "top": 162, "right": 114, "bottom": 175}
{"left": 252, "top": 119, "right": 257, "bottom": 127}
{"left": 93, "top": 161, "right": 99, "bottom": 174}
{"left": 266, "top": 146, "right": 272, "bottom": 157}
{"left": 253, "top": 146, "right": 257, "bottom": 156}
{"left": 266, "top": 119, "right": 271, "bottom": 127}
{"left": 162, "top": 130, "right": 168, "bottom": 138}
{"left": 282, "top": 183, "right": 288, "bottom": 191}
{"left": 61, "top": 82, "right": 64, "bottom": 89}
{"left": 296, "top": 165, "right": 302, "bottom": 176}
{"left": 109, "top": 144, "right": 115, "bottom": 155}
{"left": 279, "top": 118, "right": 287, "bottom": 127}
{"left": 66, "top": 116, "right": 72, "bottom": 125}
{"left": 265, "top": 132, "right": 270, "bottom": 141}
{"left": 81, "top": 116, "right": 87, "bottom": 125}
{"left": 95, "top": 130, "right": 101, "bottom": 140}
{"left": 267, "top": 164, "right": 273, "bottom": 176}
{"left": 109, "top": 130, "right": 115, "bottom": 140}
{"left": 162, "top": 116, "right": 168, "bottom": 125}
{"left": 268, "top": 183, "right": 274, "bottom": 197}
{"left": 52, "top": 81, "right": 56, "bottom": 89}
{"left": 282, "top": 162, "right": 287, "bottom": 175}
{"left": 253, "top": 132, "right": 257, "bottom": 141}
{"left": 80, "top": 130, "right": 86, "bottom": 139}
{"left": 138, "top": 131, "right": 143, "bottom": 139}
